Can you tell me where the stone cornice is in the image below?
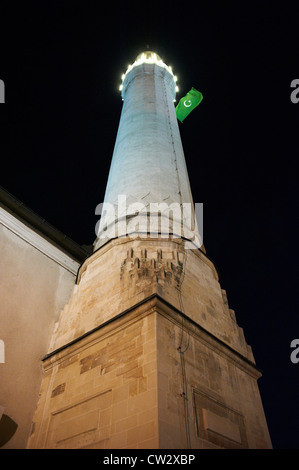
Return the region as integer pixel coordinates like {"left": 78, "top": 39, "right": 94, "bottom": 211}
{"left": 0, "top": 206, "right": 80, "bottom": 275}
{"left": 0, "top": 185, "right": 90, "bottom": 262}
{"left": 77, "top": 235, "right": 219, "bottom": 284}
{"left": 42, "top": 293, "right": 261, "bottom": 380}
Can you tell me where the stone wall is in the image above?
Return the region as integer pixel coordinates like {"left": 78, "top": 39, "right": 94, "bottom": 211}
{"left": 27, "top": 304, "right": 158, "bottom": 449}
{"left": 155, "top": 301, "right": 271, "bottom": 448}
{"left": 27, "top": 236, "right": 272, "bottom": 449}
{"left": 49, "top": 237, "right": 253, "bottom": 362}
{"left": 27, "top": 295, "right": 272, "bottom": 449}
{"left": 0, "top": 207, "right": 79, "bottom": 448}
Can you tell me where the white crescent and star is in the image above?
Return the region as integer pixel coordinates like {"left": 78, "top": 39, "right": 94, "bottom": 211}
{"left": 183, "top": 99, "right": 192, "bottom": 107}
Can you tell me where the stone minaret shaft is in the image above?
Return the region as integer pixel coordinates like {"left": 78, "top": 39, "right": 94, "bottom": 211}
{"left": 94, "top": 51, "right": 199, "bottom": 250}
{"left": 27, "top": 52, "right": 272, "bottom": 450}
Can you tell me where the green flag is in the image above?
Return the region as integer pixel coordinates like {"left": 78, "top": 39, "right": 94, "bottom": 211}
{"left": 175, "top": 87, "right": 203, "bottom": 122}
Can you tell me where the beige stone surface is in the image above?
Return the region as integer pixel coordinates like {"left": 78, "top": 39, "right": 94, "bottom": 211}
{"left": 49, "top": 237, "right": 253, "bottom": 362}
{"left": 27, "top": 237, "right": 272, "bottom": 449}
{"left": 155, "top": 304, "right": 271, "bottom": 449}
{"left": 27, "top": 305, "right": 159, "bottom": 449}
{"left": 0, "top": 222, "right": 77, "bottom": 448}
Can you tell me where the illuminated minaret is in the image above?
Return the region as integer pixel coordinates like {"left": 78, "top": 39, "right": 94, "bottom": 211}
{"left": 94, "top": 51, "right": 200, "bottom": 251}
{"left": 28, "top": 52, "right": 272, "bottom": 449}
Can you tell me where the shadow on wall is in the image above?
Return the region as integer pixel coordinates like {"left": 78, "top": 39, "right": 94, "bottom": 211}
{"left": 0, "top": 407, "right": 18, "bottom": 447}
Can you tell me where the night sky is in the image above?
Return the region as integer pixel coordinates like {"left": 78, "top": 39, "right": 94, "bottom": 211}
{"left": 0, "top": 2, "right": 298, "bottom": 449}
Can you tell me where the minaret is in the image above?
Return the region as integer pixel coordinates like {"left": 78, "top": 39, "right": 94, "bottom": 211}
{"left": 27, "top": 52, "right": 272, "bottom": 449}
{"left": 94, "top": 51, "right": 200, "bottom": 251}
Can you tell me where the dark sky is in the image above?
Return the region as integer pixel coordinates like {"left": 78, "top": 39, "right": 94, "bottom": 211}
{"left": 0, "top": 2, "right": 298, "bottom": 449}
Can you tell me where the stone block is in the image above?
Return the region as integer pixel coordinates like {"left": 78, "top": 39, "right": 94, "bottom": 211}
{"left": 27, "top": 239, "right": 271, "bottom": 449}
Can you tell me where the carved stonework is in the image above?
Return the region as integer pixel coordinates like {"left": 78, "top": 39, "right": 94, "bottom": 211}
{"left": 120, "top": 247, "right": 184, "bottom": 289}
